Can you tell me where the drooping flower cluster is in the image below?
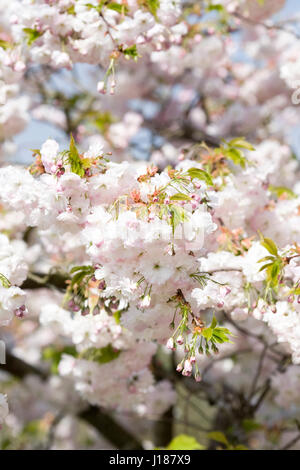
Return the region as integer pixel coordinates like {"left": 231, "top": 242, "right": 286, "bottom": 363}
{"left": 0, "top": 234, "right": 29, "bottom": 326}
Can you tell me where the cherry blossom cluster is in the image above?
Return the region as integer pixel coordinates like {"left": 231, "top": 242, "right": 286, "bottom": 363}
{"left": 1, "top": 0, "right": 299, "bottom": 166}
{"left": 1, "top": 131, "right": 300, "bottom": 419}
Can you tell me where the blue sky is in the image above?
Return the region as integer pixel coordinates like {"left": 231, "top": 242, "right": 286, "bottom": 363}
{"left": 12, "top": 0, "right": 300, "bottom": 164}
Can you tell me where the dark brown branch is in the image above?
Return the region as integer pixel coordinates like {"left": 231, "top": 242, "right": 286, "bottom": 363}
{"left": 4, "top": 351, "right": 48, "bottom": 380}
{"left": 248, "top": 344, "right": 268, "bottom": 400}
{"left": 251, "top": 379, "right": 271, "bottom": 413}
{"left": 281, "top": 433, "right": 300, "bottom": 450}
{"left": 21, "top": 273, "right": 68, "bottom": 290}
{"left": 2, "top": 351, "right": 144, "bottom": 450}
{"left": 79, "top": 407, "right": 143, "bottom": 450}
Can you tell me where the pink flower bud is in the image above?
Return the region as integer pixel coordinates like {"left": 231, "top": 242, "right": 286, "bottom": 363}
{"left": 139, "top": 295, "right": 151, "bottom": 309}
{"left": 220, "top": 286, "right": 231, "bottom": 297}
{"left": 195, "top": 372, "right": 202, "bottom": 382}
{"left": 176, "top": 335, "right": 184, "bottom": 345}
{"left": 183, "top": 359, "right": 192, "bottom": 373}
{"left": 97, "top": 81, "right": 106, "bottom": 94}
{"left": 166, "top": 338, "right": 175, "bottom": 350}
{"left": 14, "top": 305, "right": 27, "bottom": 318}
{"left": 14, "top": 60, "right": 25, "bottom": 73}
{"left": 68, "top": 300, "right": 75, "bottom": 310}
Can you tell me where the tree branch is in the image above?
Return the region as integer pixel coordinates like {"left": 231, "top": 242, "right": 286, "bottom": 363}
{"left": 2, "top": 351, "right": 144, "bottom": 450}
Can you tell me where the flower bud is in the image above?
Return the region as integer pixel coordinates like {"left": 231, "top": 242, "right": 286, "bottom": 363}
{"left": 97, "top": 81, "right": 106, "bottom": 94}
{"left": 183, "top": 359, "right": 192, "bottom": 373}
{"left": 220, "top": 286, "right": 231, "bottom": 297}
{"left": 176, "top": 335, "right": 184, "bottom": 345}
{"left": 166, "top": 338, "right": 175, "bottom": 350}
{"left": 139, "top": 294, "right": 151, "bottom": 308}
{"left": 195, "top": 372, "right": 202, "bottom": 382}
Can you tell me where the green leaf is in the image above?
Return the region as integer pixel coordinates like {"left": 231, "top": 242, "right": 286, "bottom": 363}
{"left": 0, "top": 273, "right": 11, "bottom": 288}
{"left": 22, "top": 420, "right": 44, "bottom": 438}
{"left": 224, "top": 148, "right": 246, "bottom": 168}
{"left": 268, "top": 185, "right": 296, "bottom": 200}
{"left": 212, "top": 332, "right": 230, "bottom": 343}
{"left": 42, "top": 346, "right": 77, "bottom": 374}
{"left": 260, "top": 237, "right": 278, "bottom": 256}
{"left": 169, "top": 204, "right": 189, "bottom": 235}
{"left": 258, "top": 263, "right": 273, "bottom": 273}
{"left": 170, "top": 193, "right": 191, "bottom": 201}
{"left": 139, "top": 0, "right": 160, "bottom": 18}
{"left": 23, "top": 27, "right": 43, "bottom": 46}
{"left": 270, "top": 261, "right": 280, "bottom": 281}
{"left": 68, "top": 134, "right": 85, "bottom": 177}
{"left": 258, "top": 256, "right": 276, "bottom": 263}
{"left": 187, "top": 168, "right": 214, "bottom": 186}
{"left": 67, "top": 5, "right": 75, "bottom": 14}
{"left": 85, "top": 2, "right": 102, "bottom": 12}
{"left": 242, "top": 419, "right": 262, "bottom": 433}
{"left": 166, "top": 434, "right": 204, "bottom": 450}
{"left": 207, "top": 431, "right": 229, "bottom": 447}
{"left": 80, "top": 345, "right": 120, "bottom": 364}
{"left": 212, "top": 327, "right": 233, "bottom": 343}
{"left": 202, "top": 327, "right": 213, "bottom": 341}
{"left": 113, "top": 310, "right": 122, "bottom": 324}
{"left": 92, "top": 111, "right": 114, "bottom": 133}
{"left": 70, "top": 266, "right": 93, "bottom": 289}
{"left": 0, "top": 39, "right": 12, "bottom": 50}
{"left": 122, "top": 44, "right": 139, "bottom": 61}
{"left": 214, "top": 326, "right": 232, "bottom": 335}
{"left": 86, "top": 0, "right": 129, "bottom": 14}
{"left": 210, "top": 315, "right": 217, "bottom": 329}
{"left": 70, "top": 265, "right": 94, "bottom": 275}
{"left": 107, "top": 2, "right": 129, "bottom": 14}
{"left": 206, "top": 4, "right": 225, "bottom": 12}
{"left": 228, "top": 138, "right": 255, "bottom": 151}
